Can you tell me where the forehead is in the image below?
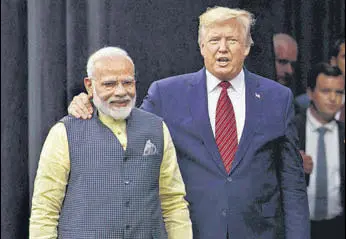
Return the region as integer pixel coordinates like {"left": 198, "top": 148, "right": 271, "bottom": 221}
{"left": 275, "top": 43, "right": 297, "bottom": 60}
{"left": 204, "top": 18, "right": 245, "bottom": 37}
{"left": 94, "top": 56, "right": 134, "bottom": 77}
{"left": 316, "top": 73, "right": 344, "bottom": 88}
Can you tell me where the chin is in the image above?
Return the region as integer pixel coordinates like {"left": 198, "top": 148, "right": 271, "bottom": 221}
{"left": 108, "top": 107, "right": 133, "bottom": 120}
{"left": 214, "top": 71, "right": 233, "bottom": 80}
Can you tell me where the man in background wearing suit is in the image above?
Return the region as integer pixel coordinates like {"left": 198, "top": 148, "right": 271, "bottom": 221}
{"left": 293, "top": 62, "right": 345, "bottom": 239}
{"left": 68, "top": 6, "right": 310, "bottom": 239}
{"left": 295, "top": 36, "right": 345, "bottom": 120}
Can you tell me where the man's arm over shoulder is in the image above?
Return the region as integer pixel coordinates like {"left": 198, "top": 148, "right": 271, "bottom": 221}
{"left": 141, "top": 81, "right": 163, "bottom": 117}
{"left": 278, "top": 88, "right": 310, "bottom": 239}
{"left": 159, "top": 122, "right": 192, "bottom": 239}
{"left": 29, "top": 123, "right": 70, "bottom": 239}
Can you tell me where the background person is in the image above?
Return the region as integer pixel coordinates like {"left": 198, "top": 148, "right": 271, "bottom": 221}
{"left": 293, "top": 62, "right": 345, "bottom": 239}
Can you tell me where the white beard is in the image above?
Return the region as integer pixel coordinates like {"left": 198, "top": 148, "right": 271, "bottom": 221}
{"left": 92, "top": 87, "right": 136, "bottom": 120}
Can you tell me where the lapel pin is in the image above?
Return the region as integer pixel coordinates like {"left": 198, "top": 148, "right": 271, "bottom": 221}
{"left": 255, "top": 93, "right": 261, "bottom": 99}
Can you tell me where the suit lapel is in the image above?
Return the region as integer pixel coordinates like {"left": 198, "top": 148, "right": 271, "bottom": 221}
{"left": 230, "top": 69, "right": 263, "bottom": 174}
{"left": 187, "top": 68, "right": 227, "bottom": 174}
{"left": 187, "top": 68, "right": 264, "bottom": 175}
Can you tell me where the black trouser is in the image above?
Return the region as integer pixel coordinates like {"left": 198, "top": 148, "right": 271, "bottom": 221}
{"left": 311, "top": 215, "right": 345, "bottom": 239}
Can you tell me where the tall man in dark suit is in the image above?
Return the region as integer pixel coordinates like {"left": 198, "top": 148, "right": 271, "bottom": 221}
{"left": 293, "top": 62, "right": 345, "bottom": 239}
{"left": 68, "top": 6, "right": 310, "bottom": 239}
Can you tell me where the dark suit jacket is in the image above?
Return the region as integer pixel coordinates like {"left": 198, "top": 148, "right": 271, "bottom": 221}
{"left": 293, "top": 111, "right": 345, "bottom": 213}
{"left": 141, "top": 68, "right": 310, "bottom": 239}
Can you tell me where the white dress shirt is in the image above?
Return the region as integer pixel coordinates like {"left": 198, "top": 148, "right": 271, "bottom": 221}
{"left": 305, "top": 108, "right": 342, "bottom": 220}
{"left": 206, "top": 69, "right": 246, "bottom": 143}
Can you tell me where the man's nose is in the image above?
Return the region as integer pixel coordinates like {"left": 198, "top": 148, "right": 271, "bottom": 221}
{"left": 113, "top": 83, "right": 127, "bottom": 96}
{"left": 286, "top": 63, "right": 294, "bottom": 74}
{"left": 218, "top": 39, "right": 228, "bottom": 52}
{"left": 329, "top": 92, "right": 338, "bottom": 102}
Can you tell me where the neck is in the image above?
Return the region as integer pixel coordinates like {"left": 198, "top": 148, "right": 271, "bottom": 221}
{"left": 309, "top": 105, "right": 334, "bottom": 125}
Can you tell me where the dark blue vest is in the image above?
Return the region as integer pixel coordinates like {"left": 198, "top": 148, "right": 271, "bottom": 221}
{"left": 58, "top": 108, "right": 167, "bottom": 239}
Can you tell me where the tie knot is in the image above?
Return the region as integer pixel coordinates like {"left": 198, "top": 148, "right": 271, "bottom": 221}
{"left": 317, "top": 127, "right": 327, "bottom": 135}
{"left": 219, "top": 81, "right": 231, "bottom": 90}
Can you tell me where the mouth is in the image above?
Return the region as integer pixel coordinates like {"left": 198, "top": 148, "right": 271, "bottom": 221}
{"left": 326, "top": 104, "right": 338, "bottom": 111}
{"left": 278, "top": 74, "right": 293, "bottom": 86}
{"left": 216, "top": 57, "right": 230, "bottom": 66}
{"left": 109, "top": 100, "right": 130, "bottom": 107}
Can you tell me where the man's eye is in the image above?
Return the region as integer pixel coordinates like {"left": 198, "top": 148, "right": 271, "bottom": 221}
{"left": 103, "top": 82, "right": 116, "bottom": 87}
{"left": 209, "top": 39, "right": 219, "bottom": 43}
{"left": 320, "top": 89, "right": 331, "bottom": 93}
{"left": 122, "top": 80, "right": 133, "bottom": 86}
{"left": 228, "top": 39, "right": 237, "bottom": 44}
{"left": 277, "top": 59, "right": 289, "bottom": 65}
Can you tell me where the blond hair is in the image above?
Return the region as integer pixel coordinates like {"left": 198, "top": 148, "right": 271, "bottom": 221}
{"left": 198, "top": 6, "right": 255, "bottom": 47}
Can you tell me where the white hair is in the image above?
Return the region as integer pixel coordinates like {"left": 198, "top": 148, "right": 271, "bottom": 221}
{"left": 198, "top": 6, "right": 256, "bottom": 47}
{"left": 86, "top": 46, "right": 135, "bottom": 78}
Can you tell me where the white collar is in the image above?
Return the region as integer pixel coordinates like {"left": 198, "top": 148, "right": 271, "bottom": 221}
{"left": 206, "top": 69, "right": 245, "bottom": 94}
{"left": 307, "top": 107, "right": 337, "bottom": 132}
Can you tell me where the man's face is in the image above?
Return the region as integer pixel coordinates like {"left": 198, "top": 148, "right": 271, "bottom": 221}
{"left": 332, "top": 43, "right": 345, "bottom": 78}
{"left": 308, "top": 73, "right": 345, "bottom": 123}
{"left": 90, "top": 56, "right": 136, "bottom": 120}
{"left": 274, "top": 42, "right": 298, "bottom": 87}
{"left": 200, "top": 18, "right": 250, "bottom": 81}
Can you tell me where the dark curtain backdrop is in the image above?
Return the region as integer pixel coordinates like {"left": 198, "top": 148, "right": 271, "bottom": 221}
{"left": 1, "top": 0, "right": 344, "bottom": 238}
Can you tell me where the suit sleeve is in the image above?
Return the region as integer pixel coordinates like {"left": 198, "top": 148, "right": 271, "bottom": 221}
{"left": 140, "top": 81, "right": 163, "bottom": 117}
{"left": 279, "top": 89, "right": 310, "bottom": 239}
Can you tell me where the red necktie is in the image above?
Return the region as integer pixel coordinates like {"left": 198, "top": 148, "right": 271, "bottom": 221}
{"left": 215, "top": 81, "right": 238, "bottom": 173}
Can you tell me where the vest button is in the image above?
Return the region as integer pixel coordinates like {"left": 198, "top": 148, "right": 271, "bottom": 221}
{"left": 124, "top": 180, "right": 130, "bottom": 185}
{"left": 125, "top": 201, "right": 130, "bottom": 207}
{"left": 227, "top": 177, "right": 232, "bottom": 182}
{"left": 125, "top": 225, "right": 131, "bottom": 229}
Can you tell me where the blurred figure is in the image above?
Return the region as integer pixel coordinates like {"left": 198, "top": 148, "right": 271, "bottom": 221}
{"left": 273, "top": 33, "right": 298, "bottom": 94}
{"left": 295, "top": 36, "right": 345, "bottom": 121}
{"left": 330, "top": 37, "right": 345, "bottom": 122}
{"left": 330, "top": 37, "right": 345, "bottom": 78}
{"left": 293, "top": 62, "right": 345, "bottom": 239}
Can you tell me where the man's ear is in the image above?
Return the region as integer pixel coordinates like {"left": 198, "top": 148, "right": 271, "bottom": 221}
{"left": 330, "top": 56, "right": 337, "bottom": 66}
{"left": 200, "top": 42, "right": 205, "bottom": 57}
{"left": 84, "top": 77, "right": 93, "bottom": 96}
{"left": 244, "top": 45, "right": 251, "bottom": 57}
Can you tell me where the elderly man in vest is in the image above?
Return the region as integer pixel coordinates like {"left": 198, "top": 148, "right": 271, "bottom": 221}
{"left": 29, "top": 47, "right": 192, "bottom": 239}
